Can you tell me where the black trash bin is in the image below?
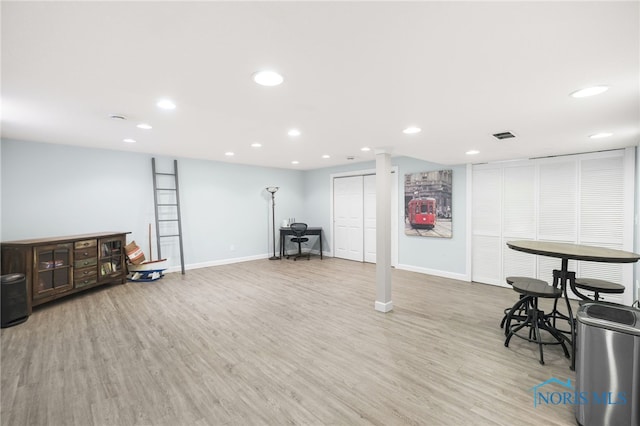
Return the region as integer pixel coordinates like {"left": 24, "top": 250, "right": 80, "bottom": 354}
{"left": 575, "top": 302, "right": 640, "bottom": 426}
{"left": 1, "top": 273, "right": 28, "bottom": 328}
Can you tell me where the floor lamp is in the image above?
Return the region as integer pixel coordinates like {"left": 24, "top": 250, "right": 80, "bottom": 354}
{"left": 266, "top": 186, "right": 280, "bottom": 260}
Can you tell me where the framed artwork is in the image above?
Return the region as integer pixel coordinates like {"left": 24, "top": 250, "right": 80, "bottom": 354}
{"left": 404, "top": 169, "right": 452, "bottom": 238}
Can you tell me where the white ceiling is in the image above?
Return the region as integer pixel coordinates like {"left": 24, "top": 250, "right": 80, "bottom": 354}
{"left": 2, "top": 1, "right": 639, "bottom": 170}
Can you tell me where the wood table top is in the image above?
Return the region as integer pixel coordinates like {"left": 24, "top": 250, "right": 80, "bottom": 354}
{"left": 507, "top": 240, "right": 640, "bottom": 263}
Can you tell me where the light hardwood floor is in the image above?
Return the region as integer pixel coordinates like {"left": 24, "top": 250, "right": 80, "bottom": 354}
{"left": 1, "top": 258, "right": 578, "bottom": 425}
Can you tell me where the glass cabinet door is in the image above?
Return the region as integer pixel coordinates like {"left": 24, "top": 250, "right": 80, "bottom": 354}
{"left": 34, "top": 243, "right": 73, "bottom": 298}
{"left": 98, "top": 237, "right": 124, "bottom": 280}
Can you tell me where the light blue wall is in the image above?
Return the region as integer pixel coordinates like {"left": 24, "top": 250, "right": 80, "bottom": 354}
{"left": 302, "top": 156, "right": 467, "bottom": 276}
{"left": 1, "top": 139, "right": 304, "bottom": 269}
{"left": 1, "top": 140, "right": 155, "bottom": 241}
{"left": 1, "top": 139, "right": 468, "bottom": 276}
{"left": 175, "top": 156, "right": 304, "bottom": 265}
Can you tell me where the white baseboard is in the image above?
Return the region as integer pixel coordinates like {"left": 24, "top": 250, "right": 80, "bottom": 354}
{"left": 395, "top": 263, "right": 470, "bottom": 282}
{"left": 163, "top": 250, "right": 336, "bottom": 274}
{"left": 375, "top": 300, "right": 393, "bottom": 312}
{"left": 163, "top": 256, "right": 467, "bottom": 286}
{"left": 164, "top": 253, "right": 270, "bottom": 273}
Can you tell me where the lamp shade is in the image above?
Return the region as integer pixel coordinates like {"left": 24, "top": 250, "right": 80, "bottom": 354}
{"left": 266, "top": 186, "right": 279, "bottom": 193}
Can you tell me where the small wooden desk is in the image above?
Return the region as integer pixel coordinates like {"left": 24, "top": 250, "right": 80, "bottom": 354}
{"left": 280, "top": 227, "right": 323, "bottom": 259}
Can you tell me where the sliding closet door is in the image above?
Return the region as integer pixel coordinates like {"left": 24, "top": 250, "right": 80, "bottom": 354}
{"left": 333, "top": 174, "right": 377, "bottom": 263}
{"left": 471, "top": 168, "right": 503, "bottom": 286}
{"left": 537, "top": 160, "right": 578, "bottom": 284}
{"left": 334, "top": 176, "right": 364, "bottom": 261}
{"left": 501, "top": 165, "right": 536, "bottom": 282}
{"left": 578, "top": 155, "right": 627, "bottom": 304}
{"left": 471, "top": 149, "right": 634, "bottom": 304}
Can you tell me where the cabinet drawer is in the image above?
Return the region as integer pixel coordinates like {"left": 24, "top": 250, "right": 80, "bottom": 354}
{"left": 74, "top": 266, "right": 97, "bottom": 280}
{"left": 74, "top": 247, "right": 97, "bottom": 260}
{"left": 74, "top": 257, "right": 97, "bottom": 269}
{"left": 75, "top": 277, "right": 97, "bottom": 289}
{"left": 74, "top": 239, "right": 97, "bottom": 250}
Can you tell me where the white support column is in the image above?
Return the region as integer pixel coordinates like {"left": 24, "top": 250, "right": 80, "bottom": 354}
{"left": 374, "top": 150, "right": 393, "bottom": 312}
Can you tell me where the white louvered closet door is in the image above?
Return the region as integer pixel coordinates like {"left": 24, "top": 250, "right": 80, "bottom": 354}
{"left": 578, "top": 156, "right": 628, "bottom": 304}
{"left": 471, "top": 167, "right": 503, "bottom": 286}
{"left": 471, "top": 149, "right": 634, "bottom": 304}
{"left": 502, "top": 165, "right": 536, "bottom": 281}
{"left": 537, "top": 160, "right": 578, "bottom": 284}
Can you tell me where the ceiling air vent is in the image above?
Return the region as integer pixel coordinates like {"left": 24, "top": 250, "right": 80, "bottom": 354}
{"left": 493, "top": 131, "right": 516, "bottom": 140}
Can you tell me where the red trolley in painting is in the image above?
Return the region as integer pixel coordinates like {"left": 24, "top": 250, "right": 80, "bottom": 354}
{"left": 408, "top": 197, "right": 436, "bottom": 229}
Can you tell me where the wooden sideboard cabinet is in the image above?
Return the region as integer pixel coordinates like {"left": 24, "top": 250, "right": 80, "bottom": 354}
{"left": 1, "top": 232, "right": 130, "bottom": 314}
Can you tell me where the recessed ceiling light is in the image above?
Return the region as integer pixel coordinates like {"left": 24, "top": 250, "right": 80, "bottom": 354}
{"left": 225, "top": 152, "right": 234, "bottom": 156}
{"left": 291, "top": 160, "right": 299, "bottom": 165}
{"left": 253, "top": 70, "right": 284, "bottom": 86}
{"left": 123, "top": 138, "right": 136, "bottom": 143}
{"left": 137, "top": 123, "right": 152, "bottom": 130}
{"left": 403, "top": 126, "right": 421, "bottom": 134}
{"left": 361, "top": 147, "right": 371, "bottom": 152}
{"left": 570, "top": 86, "right": 608, "bottom": 98}
{"left": 466, "top": 150, "right": 480, "bottom": 155}
{"left": 589, "top": 132, "right": 613, "bottom": 139}
{"left": 251, "top": 143, "right": 262, "bottom": 148}
{"left": 288, "top": 129, "right": 301, "bottom": 137}
{"left": 156, "top": 99, "right": 176, "bottom": 110}
{"left": 109, "top": 114, "right": 127, "bottom": 121}
{"left": 322, "top": 154, "right": 330, "bottom": 159}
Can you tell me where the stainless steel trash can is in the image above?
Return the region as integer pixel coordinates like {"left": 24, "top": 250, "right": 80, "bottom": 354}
{"left": 575, "top": 302, "right": 640, "bottom": 426}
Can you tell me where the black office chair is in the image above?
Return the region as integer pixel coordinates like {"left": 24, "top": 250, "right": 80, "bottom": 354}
{"left": 288, "top": 223, "right": 310, "bottom": 261}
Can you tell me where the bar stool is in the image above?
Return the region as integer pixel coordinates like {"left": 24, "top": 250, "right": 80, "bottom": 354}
{"left": 500, "top": 277, "right": 529, "bottom": 333}
{"left": 504, "top": 277, "right": 570, "bottom": 365}
{"left": 572, "top": 278, "right": 625, "bottom": 301}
